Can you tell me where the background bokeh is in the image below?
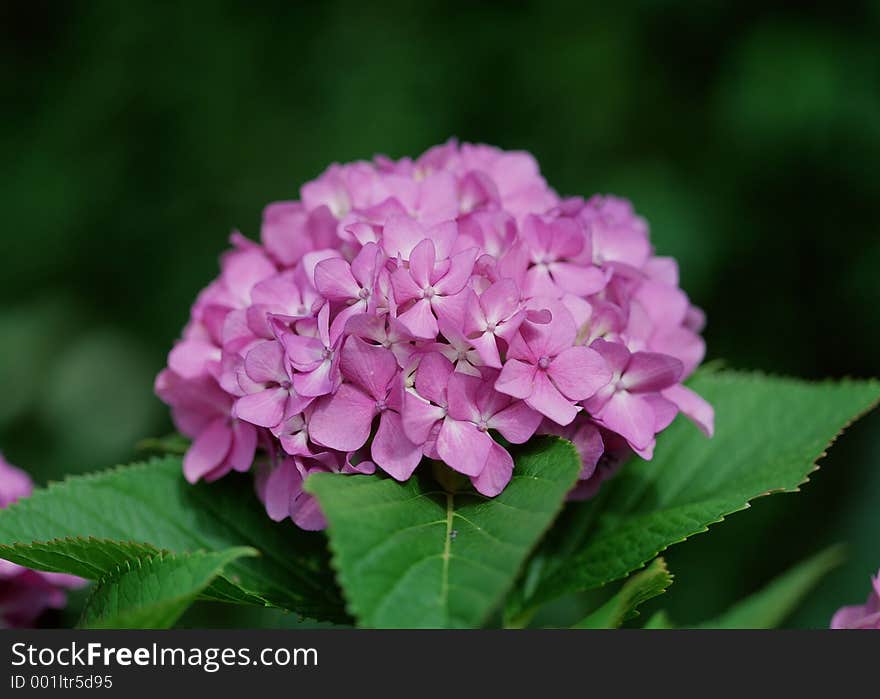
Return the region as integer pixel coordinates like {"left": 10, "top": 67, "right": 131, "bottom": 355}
{"left": 2, "top": 0, "right": 877, "bottom": 628}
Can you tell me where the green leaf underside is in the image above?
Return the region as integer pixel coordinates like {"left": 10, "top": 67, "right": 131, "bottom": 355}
{"left": 79, "top": 548, "right": 256, "bottom": 629}
{"left": 573, "top": 558, "right": 673, "bottom": 628}
{"left": 696, "top": 545, "right": 846, "bottom": 629}
{"left": 0, "top": 458, "right": 347, "bottom": 623}
{"left": 307, "top": 437, "right": 581, "bottom": 628}
{"left": 514, "top": 370, "right": 880, "bottom": 616}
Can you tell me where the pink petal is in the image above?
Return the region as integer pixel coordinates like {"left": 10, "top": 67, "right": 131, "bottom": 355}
{"left": 479, "top": 278, "right": 521, "bottom": 324}
{"left": 183, "top": 418, "right": 232, "bottom": 484}
{"left": 314, "top": 257, "right": 360, "bottom": 301}
{"left": 0, "top": 458, "right": 33, "bottom": 506}
{"left": 390, "top": 266, "right": 423, "bottom": 305}
{"left": 470, "top": 442, "right": 514, "bottom": 497}
{"left": 424, "top": 220, "right": 459, "bottom": 259}
{"left": 264, "top": 460, "right": 304, "bottom": 522}
{"left": 417, "top": 171, "right": 459, "bottom": 224}
{"left": 504, "top": 328, "right": 536, "bottom": 363}
{"left": 662, "top": 384, "right": 715, "bottom": 437}
{"left": 523, "top": 266, "right": 559, "bottom": 298}
{"left": 244, "top": 340, "right": 288, "bottom": 385}
{"left": 413, "top": 352, "right": 453, "bottom": 405}
{"left": 308, "top": 384, "right": 377, "bottom": 452}
{"left": 279, "top": 429, "right": 312, "bottom": 457}
{"left": 340, "top": 335, "right": 398, "bottom": 400}
{"left": 345, "top": 222, "right": 380, "bottom": 246}
{"left": 345, "top": 313, "right": 388, "bottom": 345}
{"left": 470, "top": 331, "right": 502, "bottom": 369}
{"left": 622, "top": 352, "right": 683, "bottom": 393}
{"left": 382, "top": 215, "right": 425, "bottom": 260}
{"left": 526, "top": 371, "right": 580, "bottom": 426}
{"left": 436, "top": 418, "right": 492, "bottom": 477}
{"left": 548, "top": 346, "right": 612, "bottom": 401}
{"left": 634, "top": 279, "right": 689, "bottom": 328}
{"left": 650, "top": 326, "right": 706, "bottom": 377}
{"left": 227, "top": 420, "right": 257, "bottom": 472}
{"left": 645, "top": 256, "right": 679, "bottom": 286}
{"left": 350, "top": 242, "right": 381, "bottom": 288}
{"left": 234, "top": 387, "right": 288, "bottom": 428}
{"left": 168, "top": 340, "right": 220, "bottom": 379}
{"left": 292, "top": 358, "right": 337, "bottom": 397}
{"left": 589, "top": 338, "right": 631, "bottom": 375}
{"left": 445, "top": 372, "right": 482, "bottom": 423}
{"left": 461, "top": 288, "right": 486, "bottom": 335}
{"left": 549, "top": 217, "right": 586, "bottom": 259}
{"left": 328, "top": 301, "right": 367, "bottom": 342}
{"left": 521, "top": 215, "right": 553, "bottom": 255}
{"left": 487, "top": 400, "right": 542, "bottom": 443}
{"left": 408, "top": 238, "right": 436, "bottom": 289}
{"left": 495, "top": 358, "right": 536, "bottom": 399}
{"left": 595, "top": 391, "right": 656, "bottom": 450}
{"left": 523, "top": 307, "right": 551, "bottom": 326}
{"left": 282, "top": 333, "right": 323, "bottom": 371}
{"left": 402, "top": 390, "right": 446, "bottom": 444}
{"left": 644, "top": 394, "right": 679, "bottom": 432}
{"left": 372, "top": 411, "right": 422, "bottom": 480}
{"left": 221, "top": 249, "right": 276, "bottom": 305}
{"left": 434, "top": 247, "right": 478, "bottom": 295}
{"left": 519, "top": 299, "right": 576, "bottom": 358}
{"left": 431, "top": 289, "right": 469, "bottom": 329}
{"left": 550, "top": 262, "right": 607, "bottom": 296}
{"left": 569, "top": 420, "right": 604, "bottom": 479}
{"left": 291, "top": 492, "right": 327, "bottom": 531}
{"left": 831, "top": 605, "right": 871, "bottom": 630}
{"left": 397, "top": 298, "right": 438, "bottom": 339}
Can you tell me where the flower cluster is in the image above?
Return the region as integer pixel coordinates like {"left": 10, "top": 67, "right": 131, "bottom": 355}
{"left": 1, "top": 455, "right": 85, "bottom": 628}
{"left": 831, "top": 571, "right": 880, "bottom": 629}
{"left": 156, "top": 140, "right": 713, "bottom": 529}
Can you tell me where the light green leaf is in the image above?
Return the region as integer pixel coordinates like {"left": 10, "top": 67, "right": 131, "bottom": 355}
{"left": 0, "top": 457, "right": 347, "bottom": 622}
{"left": 643, "top": 610, "right": 675, "bottom": 629}
{"left": 306, "top": 437, "right": 580, "bottom": 628}
{"left": 573, "top": 558, "right": 672, "bottom": 628}
{"left": 513, "top": 370, "right": 879, "bottom": 616}
{"left": 79, "top": 547, "right": 256, "bottom": 629}
{"left": 696, "top": 545, "right": 846, "bottom": 629}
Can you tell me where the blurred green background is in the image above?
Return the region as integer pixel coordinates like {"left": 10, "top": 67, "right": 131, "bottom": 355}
{"left": 2, "top": 1, "right": 878, "bottom": 628}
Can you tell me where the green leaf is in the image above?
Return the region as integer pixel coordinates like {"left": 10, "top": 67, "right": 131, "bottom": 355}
{"left": 79, "top": 547, "right": 256, "bottom": 629}
{"left": 513, "top": 370, "right": 879, "bottom": 616}
{"left": 696, "top": 545, "right": 846, "bottom": 629}
{"left": 306, "top": 437, "right": 580, "bottom": 628}
{"left": 0, "top": 457, "right": 347, "bottom": 623}
{"left": 572, "top": 558, "right": 673, "bottom": 628}
{"left": 643, "top": 610, "right": 675, "bottom": 629}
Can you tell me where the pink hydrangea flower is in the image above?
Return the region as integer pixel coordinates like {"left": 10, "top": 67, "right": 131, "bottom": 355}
{"left": 0, "top": 454, "right": 86, "bottom": 628}
{"left": 831, "top": 571, "right": 880, "bottom": 629}
{"left": 156, "top": 139, "right": 714, "bottom": 529}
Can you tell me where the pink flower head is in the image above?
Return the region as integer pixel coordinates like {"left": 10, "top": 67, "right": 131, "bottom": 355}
{"left": 0, "top": 455, "right": 86, "bottom": 628}
{"left": 831, "top": 571, "right": 880, "bottom": 629}
{"left": 156, "top": 140, "right": 713, "bottom": 529}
